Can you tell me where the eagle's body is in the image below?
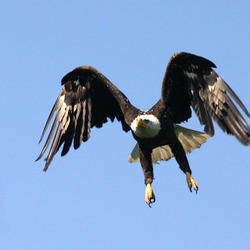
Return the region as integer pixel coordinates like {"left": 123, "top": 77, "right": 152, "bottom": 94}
{"left": 37, "top": 52, "right": 250, "bottom": 206}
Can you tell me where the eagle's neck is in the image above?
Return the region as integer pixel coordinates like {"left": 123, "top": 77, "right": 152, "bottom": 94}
{"left": 130, "top": 114, "right": 161, "bottom": 138}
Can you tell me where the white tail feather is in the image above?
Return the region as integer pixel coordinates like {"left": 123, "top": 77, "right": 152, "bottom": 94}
{"left": 128, "top": 125, "right": 210, "bottom": 164}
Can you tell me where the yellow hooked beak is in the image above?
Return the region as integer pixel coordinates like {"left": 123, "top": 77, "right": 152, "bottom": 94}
{"left": 136, "top": 118, "right": 148, "bottom": 128}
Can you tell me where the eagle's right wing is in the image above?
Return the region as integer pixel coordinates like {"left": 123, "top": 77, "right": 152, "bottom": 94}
{"left": 36, "top": 66, "right": 135, "bottom": 171}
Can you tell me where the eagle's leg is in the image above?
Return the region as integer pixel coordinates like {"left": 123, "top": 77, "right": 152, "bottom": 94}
{"left": 168, "top": 133, "right": 199, "bottom": 193}
{"left": 139, "top": 147, "right": 155, "bottom": 206}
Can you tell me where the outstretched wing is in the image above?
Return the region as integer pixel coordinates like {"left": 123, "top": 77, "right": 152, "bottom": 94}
{"left": 161, "top": 52, "right": 250, "bottom": 145}
{"left": 37, "top": 66, "right": 134, "bottom": 171}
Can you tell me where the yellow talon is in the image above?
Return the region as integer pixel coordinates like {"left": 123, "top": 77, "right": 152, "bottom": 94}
{"left": 186, "top": 172, "right": 199, "bottom": 193}
{"left": 145, "top": 183, "right": 155, "bottom": 206}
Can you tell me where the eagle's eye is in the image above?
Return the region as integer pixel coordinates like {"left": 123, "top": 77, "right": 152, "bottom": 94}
{"left": 144, "top": 119, "right": 150, "bottom": 124}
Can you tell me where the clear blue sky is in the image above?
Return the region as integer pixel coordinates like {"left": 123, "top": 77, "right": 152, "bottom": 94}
{"left": 1, "top": 1, "right": 250, "bottom": 249}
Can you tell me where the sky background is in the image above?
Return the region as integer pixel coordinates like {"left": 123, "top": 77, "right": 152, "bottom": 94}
{"left": 1, "top": 1, "right": 250, "bottom": 249}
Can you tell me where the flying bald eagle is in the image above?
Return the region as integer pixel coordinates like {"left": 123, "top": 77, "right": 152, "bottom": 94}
{"left": 36, "top": 52, "right": 250, "bottom": 206}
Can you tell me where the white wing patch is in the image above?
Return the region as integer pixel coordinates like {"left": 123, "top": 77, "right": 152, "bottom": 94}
{"left": 183, "top": 71, "right": 198, "bottom": 79}
{"left": 208, "top": 78, "right": 218, "bottom": 92}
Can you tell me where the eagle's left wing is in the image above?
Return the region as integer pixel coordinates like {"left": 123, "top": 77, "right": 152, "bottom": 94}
{"left": 161, "top": 52, "right": 250, "bottom": 145}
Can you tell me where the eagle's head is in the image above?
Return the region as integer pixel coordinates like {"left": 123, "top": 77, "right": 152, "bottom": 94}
{"left": 130, "top": 114, "right": 161, "bottom": 138}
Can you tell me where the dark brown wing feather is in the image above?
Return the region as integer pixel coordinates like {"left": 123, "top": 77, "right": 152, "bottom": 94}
{"left": 36, "top": 66, "right": 135, "bottom": 171}
{"left": 161, "top": 52, "right": 250, "bottom": 145}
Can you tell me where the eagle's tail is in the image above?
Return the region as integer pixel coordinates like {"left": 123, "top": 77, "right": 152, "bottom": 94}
{"left": 128, "top": 125, "right": 210, "bottom": 164}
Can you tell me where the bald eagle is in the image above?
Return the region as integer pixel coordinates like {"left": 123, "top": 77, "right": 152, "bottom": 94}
{"left": 36, "top": 52, "right": 250, "bottom": 206}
